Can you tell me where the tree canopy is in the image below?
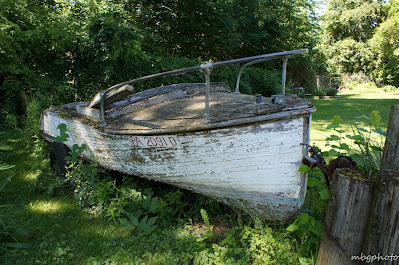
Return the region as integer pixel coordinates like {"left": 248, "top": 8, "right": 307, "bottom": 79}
{"left": 1, "top": 0, "right": 398, "bottom": 127}
{"left": 319, "top": 0, "right": 399, "bottom": 86}
{"left": 0, "top": 0, "right": 321, "bottom": 125}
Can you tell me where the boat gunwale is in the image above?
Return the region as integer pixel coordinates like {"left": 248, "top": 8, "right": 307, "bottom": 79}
{"left": 41, "top": 100, "right": 315, "bottom": 137}
{"left": 102, "top": 106, "right": 316, "bottom": 136}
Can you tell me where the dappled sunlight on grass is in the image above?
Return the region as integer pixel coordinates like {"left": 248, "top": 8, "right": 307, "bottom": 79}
{"left": 28, "top": 199, "right": 74, "bottom": 214}
{"left": 22, "top": 169, "right": 42, "bottom": 182}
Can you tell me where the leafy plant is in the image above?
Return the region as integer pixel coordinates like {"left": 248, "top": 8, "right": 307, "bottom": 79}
{"left": 325, "top": 111, "right": 386, "bottom": 175}
{"left": 118, "top": 192, "right": 159, "bottom": 235}
{"left": 287, "top": 164, "right": 327, "bottom": 258}
{"left": 195, "top": 209, "right": 214, "bottom": 244}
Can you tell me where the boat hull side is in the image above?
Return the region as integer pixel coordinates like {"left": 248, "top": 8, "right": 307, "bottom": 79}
{"left": 40, "top": 108, "right": 310, "bottom": 222}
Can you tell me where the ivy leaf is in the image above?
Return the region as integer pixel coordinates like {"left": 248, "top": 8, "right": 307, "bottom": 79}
{"left": 299, "top": 164, "right": 311, "bottom": 173}
{"left": 309, "top": 221, "right": 323, "bottom": 237}
{"left": 307, "top": 177, "right": 319, "bottom": 188}
{"left": 286, "top": 221, "right": 300, "bottom": 232}
{"left": 55, "top": 123, "right": 69, "bottom": 142}
{"left": 319, "top": 188, "right": 330, "bottom": 200}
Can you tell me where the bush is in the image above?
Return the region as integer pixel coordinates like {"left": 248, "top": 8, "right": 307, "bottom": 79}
{"left": 382, "top": 85, "right": 398, "bottom": 92}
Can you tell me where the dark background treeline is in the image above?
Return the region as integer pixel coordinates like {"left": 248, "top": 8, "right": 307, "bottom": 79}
{"left": 1, "top": 0, "right": 398, "bottom": 129}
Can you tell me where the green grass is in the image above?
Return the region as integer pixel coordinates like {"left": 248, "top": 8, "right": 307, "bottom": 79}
{"left": 0, "top": 86, "right": 398, "bottom": 264}
{"left": 310, "top": 90, "right": 399, "bottom": 150}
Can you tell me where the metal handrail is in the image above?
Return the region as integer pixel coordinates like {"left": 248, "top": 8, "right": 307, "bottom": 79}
{"left": 99, "top": 49, "right": 308, "bottom": 127}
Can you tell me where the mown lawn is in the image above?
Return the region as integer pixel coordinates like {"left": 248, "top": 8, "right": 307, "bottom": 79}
{"left": 310, "top": 91, "right": 399, "bottom": 149}
{"left": 0, "top": 88, "right": 398, "bottom": 264}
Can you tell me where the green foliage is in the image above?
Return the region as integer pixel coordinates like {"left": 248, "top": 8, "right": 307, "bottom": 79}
{"left": 1, "top": 0, "right": 320, "bottom": 129}
{"left": 131, "top": 0, "right": 318, "bottom": 60}
{"left": 322, "top": 0, "right": 384, "bottom": 43}
{"left": 324, "top": 111, "right": 386, "bottom": 174}
{"left": 286, "top": 110, "right": 385, "bottom": 259}
{"left": 287, "top": 164, "right": 328, "bottom": 258}
{"left": 319, "top": 0, "right": 399, "bottom": 87}
{"left": 369, "top": 0, "right": 399, "bottom": 86}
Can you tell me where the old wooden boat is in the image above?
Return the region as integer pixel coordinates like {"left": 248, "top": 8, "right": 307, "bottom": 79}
{"left": 40, "top": 49, "right": 315, "bottom": 222}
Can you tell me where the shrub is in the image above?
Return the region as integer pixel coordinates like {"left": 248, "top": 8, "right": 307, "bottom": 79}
{"left": 382, "top": 85, "right": 398, "bottom": 92}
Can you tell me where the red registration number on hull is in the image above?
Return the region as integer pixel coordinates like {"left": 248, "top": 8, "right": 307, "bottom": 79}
{"left": 130, "top": 135, "right": 180, "bottom": 148}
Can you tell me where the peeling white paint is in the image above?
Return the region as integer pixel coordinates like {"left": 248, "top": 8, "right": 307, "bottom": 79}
{"left": 41, "top": 107, "right": 311, "bottom": 222}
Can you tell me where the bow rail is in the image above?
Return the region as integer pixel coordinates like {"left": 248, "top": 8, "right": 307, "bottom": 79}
{"left": 99, "top": 49, "right": 308, "bottom": 127}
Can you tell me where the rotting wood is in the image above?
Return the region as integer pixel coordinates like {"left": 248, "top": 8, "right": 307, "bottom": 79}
{"left": 89, "top": 84, "right": 134, "bottom": 109}
{"left": 381, "top": 105, "right": 399, "bottom": 171}
{"left": 316, "top": 168, "right": 375, "bottom": 265}
{"left": 104, "top": 82, "right": 230, "bottom": 110}
{"left": 363, "top": 169, "right": 399, "bottom": 265}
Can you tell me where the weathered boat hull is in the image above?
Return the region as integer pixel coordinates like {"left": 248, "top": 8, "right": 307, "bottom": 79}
{"left": 40, "top": 104, "right": 311, "bottom": 222}
{"left": 40, "top": 49, "right": 315, "bottom": 222}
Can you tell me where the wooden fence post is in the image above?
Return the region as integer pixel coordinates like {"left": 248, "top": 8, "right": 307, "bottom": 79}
{"left": 381, "top": 105, "right": 399, "bottom": 171}
{"left": 316, "top": 168, "right": 375, "bottom": 265}
{"left": 361, "top": 106, "right": 399, "bottom": 264}
{"left": 362, "top": 170, "right": 399, "bottom": 265}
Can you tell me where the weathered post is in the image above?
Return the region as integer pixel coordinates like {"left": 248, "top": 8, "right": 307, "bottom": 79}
{"left": 361, "top": 105, "right": 399, "bottom": 264}
{"left": 362, "top": 170, "right": 399, "bottom": 265}
{"left": 316, "top": 168, "right": 375, "bottom": 265}
{"left": 381, "top": 105, "right": 399, "bottom": 171}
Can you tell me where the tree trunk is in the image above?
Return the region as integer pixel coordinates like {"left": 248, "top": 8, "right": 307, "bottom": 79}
{"left": 381, "top": 105, "right": 399, "bottom": 171}
{"left": 316, "top": 168, "right": 375, "bottom": 265}
{"left": 363, "top": 170, "right": 399, "bottom": 265}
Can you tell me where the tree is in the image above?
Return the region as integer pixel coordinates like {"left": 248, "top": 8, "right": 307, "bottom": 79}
{"left": 320, "top": 0, "right": 386, "bottom": 76}
{"left": 369, "top": 0, "right": 399, "bottom": 86}
{"left": 127, "top": 0, "right": 320, "bottom": 89}
{"left": 129, "top": 0, "right": 319, "bottom": 59}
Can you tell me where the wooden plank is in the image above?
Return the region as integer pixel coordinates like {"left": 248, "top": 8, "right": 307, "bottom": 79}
{"left": 105, "top": 90, "right": 188, "bottom": 120}
{"left": 103, "top": 92, "right": 315, "bottom": 134}
{"left": 88, "top": 84, "right": 134, "bottom": 109}
{"left": 363, "top": 170, "right": 399, "bottom": 264}
{"left": 381, "top": 105, "right": 399, "bottom": 170}
{"left": 104, "top": 82, "right": 230, "bottom": 110}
